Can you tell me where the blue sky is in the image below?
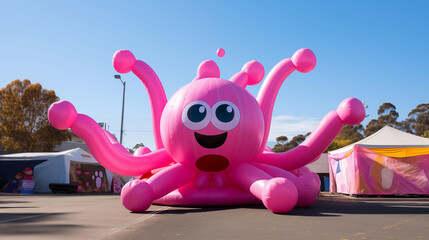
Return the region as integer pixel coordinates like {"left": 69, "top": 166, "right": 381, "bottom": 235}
{"left": 1, "top": 1, "right": 428, "bottom": 150}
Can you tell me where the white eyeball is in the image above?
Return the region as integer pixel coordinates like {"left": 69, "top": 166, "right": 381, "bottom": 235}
{"left": 211, "top": 101, "right": 240, "bottom": 131}
{"left": 182, "top": 101, "right": 211, "bottom": 130}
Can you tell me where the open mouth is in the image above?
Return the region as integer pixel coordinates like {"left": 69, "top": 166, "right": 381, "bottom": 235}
{"left": 196, "top": 154, "right": 229, "bottom": 172}
{"left": 194, "top": 132, "right": 227, "bottom": 149}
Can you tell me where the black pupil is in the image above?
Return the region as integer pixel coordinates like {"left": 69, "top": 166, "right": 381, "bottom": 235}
{"left": 188, "top": 104, "right": 206, "bottom": 122}
{"left": 216, "top": 104, "right": 234, "bottom": 123}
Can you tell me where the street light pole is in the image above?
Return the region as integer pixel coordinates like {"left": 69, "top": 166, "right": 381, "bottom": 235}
{"left": 114, "top": 75, "right": 125, "bottom": 144}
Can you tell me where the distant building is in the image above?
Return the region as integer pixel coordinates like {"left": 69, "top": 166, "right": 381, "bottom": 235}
{"left": 55, "top": 126, "right": 117, "bottom": 153}
{"left": 0, "top": 131, "right": 90, "bottom": 154}
{"left": 0, "top": 123, "right": 117, "bottom": 154}
{"left": 54, "top": 131, "right": 90, "bottom": 152}
{"left": 306, "top": 153, "right": 329, "bottom": 191}
{"left": 307, "top": 153, "right": 328, "bottom": 176}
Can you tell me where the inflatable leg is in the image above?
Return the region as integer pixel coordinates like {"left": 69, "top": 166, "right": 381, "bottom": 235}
{"left": 296, "top": 167, "right": 321, "bottom": 207}
{"left": 252, "top": 163, "right": 319, "bottom": 207}
{"left": 251, "top": 163, "right": 298, "bottom": 182}
{"left": 121, "top": 180, "right": 155, "bottom": 212}
{"left": 295, "top": 173, "right": 320, "bottom": 207}
{"left": 229, "top": 163, "right": 298, "bottom": 213}
{"left": 121, "top": 163, "right": 196, "bottom": 212}
{"left": 294, "top": 166, "right": 321, "bottom": 190}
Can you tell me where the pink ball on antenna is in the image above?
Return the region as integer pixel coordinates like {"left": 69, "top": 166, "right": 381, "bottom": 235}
{"left": 217, "top": 48, "right": 225, "bottom": 57}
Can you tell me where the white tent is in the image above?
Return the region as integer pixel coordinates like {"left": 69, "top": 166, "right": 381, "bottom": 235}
{"left": 330, "top": 125, "right": 429, "bottom": 155}
{"left": 329, "top": 126, "right": 429, "bottom": 195}
{"left": 1, "top": 148, "right": 113, "bottom": 193}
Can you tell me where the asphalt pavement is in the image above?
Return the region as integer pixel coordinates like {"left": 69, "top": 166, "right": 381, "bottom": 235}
{"left": 1, "top": 192, "right": 429, "bottom": 240}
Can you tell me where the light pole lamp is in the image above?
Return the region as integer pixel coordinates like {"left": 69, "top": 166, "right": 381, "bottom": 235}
{"left": 114, "top": 74, "right": 126, "bottom": 144}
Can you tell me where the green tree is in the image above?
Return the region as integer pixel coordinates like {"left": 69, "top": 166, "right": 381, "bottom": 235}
{"left": 273, "top": 133, "right": 310, "bottom": 153}
{"left": 405, "top": 103, "right": 429, "bottom": 137}
{"left": 364, "top": 102, "right": 400, "bottom": 137}
{"left": 0, "top": 79, "right": 70, "bottom": 152}
{"left": 326, "top": 124, "right": 364, "bottom": 152}
{"left": 396, "top": 119, "right": 413, "bottom": 134}
{"left": 275, "top": 136, "right": 288, "bottom": 145}
{"left": 326, "top": 139, "right": 353, "bottom": 152}
{"left": 127, "top": 143, "right": 145, "bottom": 154}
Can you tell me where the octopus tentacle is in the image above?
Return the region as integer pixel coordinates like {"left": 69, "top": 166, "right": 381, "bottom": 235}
{"left": 103, "top": 129, "right": 133, "bottom": 155}
{"left": 256, "top": 49, "right": 316, "bottom": 150}
{"left": 146, "top": 163, "right": 196, "bottom": 199}
{"left": 193, "top": 60, "right": 220, "bottom": 81}
{"left": 258, "top": 110, "right": 342, "bottom": 170}
{"left": 251, "top": 162, "right": 298, "bottom": 182}
{"left": 230, "top": 60, "right": 265, "bottom": 88}
{"left": 113, "top": 50, "right": 167, "bottom": 150}
{"left": 229, "top": 71, "right": 248, "bottom": 88}
{"left": 48, "top": 101, "right": 173, "bottom": 176}
{"left": 257, "top": 98, "right": 365, "bottom": 170}
{"left": 71, "top": 114, "right": 173, "bottom": 176}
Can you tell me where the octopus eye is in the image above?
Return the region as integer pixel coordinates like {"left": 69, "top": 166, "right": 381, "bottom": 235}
{"left": 212, "top": 101, "right": 240, "bottom": 131}
{"left": 216, "top": 104, "right": 234, "bottom": 123}
{"left": 182, "top": 101, "right": 211, "bottom": 130}
{"left": 188, "top": 104, "right": 207, "bottom": 122}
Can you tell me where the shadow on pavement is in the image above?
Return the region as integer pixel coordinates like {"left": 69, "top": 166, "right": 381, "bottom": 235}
{"left": 287, "top": 197, "right": 429, "bottom": 216}
{"left": 141, "top": 205, "right": 265, "bottom": 215}
{"left": 0, "top": 212, "right": 83, "bottom": 235}
{"left": 137, "top": 196, "right": 429, "bottom": 217}
{"left": 0, "top": 206, "right": 36, "bottom": 209}
{"left": 0, "top": 200, "right": 30, "bottom": 204}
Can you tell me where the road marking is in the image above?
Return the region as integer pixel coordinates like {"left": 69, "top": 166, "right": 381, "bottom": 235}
{"left": 107, "top": 206, "right": 171, "bottom": 237}
{"left": 0, "top": 213, "right": 53, "bottom": 224}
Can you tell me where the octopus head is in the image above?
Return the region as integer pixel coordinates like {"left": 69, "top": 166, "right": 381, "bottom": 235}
{"left": 160, "top": 60, "right": 265, "bottom": 173}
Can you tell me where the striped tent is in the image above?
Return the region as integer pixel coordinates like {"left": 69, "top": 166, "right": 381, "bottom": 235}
{"left": 329, "top": 126, "right": 429, "bottom": 195}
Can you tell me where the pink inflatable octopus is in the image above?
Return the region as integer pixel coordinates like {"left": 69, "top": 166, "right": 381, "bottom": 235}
{"left": 48, "top": 48, "right": 365, "bottom": 213}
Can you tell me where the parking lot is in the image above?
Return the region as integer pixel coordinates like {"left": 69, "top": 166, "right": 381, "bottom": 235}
{"left": 1, "top": 192, "right": 429, "bottom": 240}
